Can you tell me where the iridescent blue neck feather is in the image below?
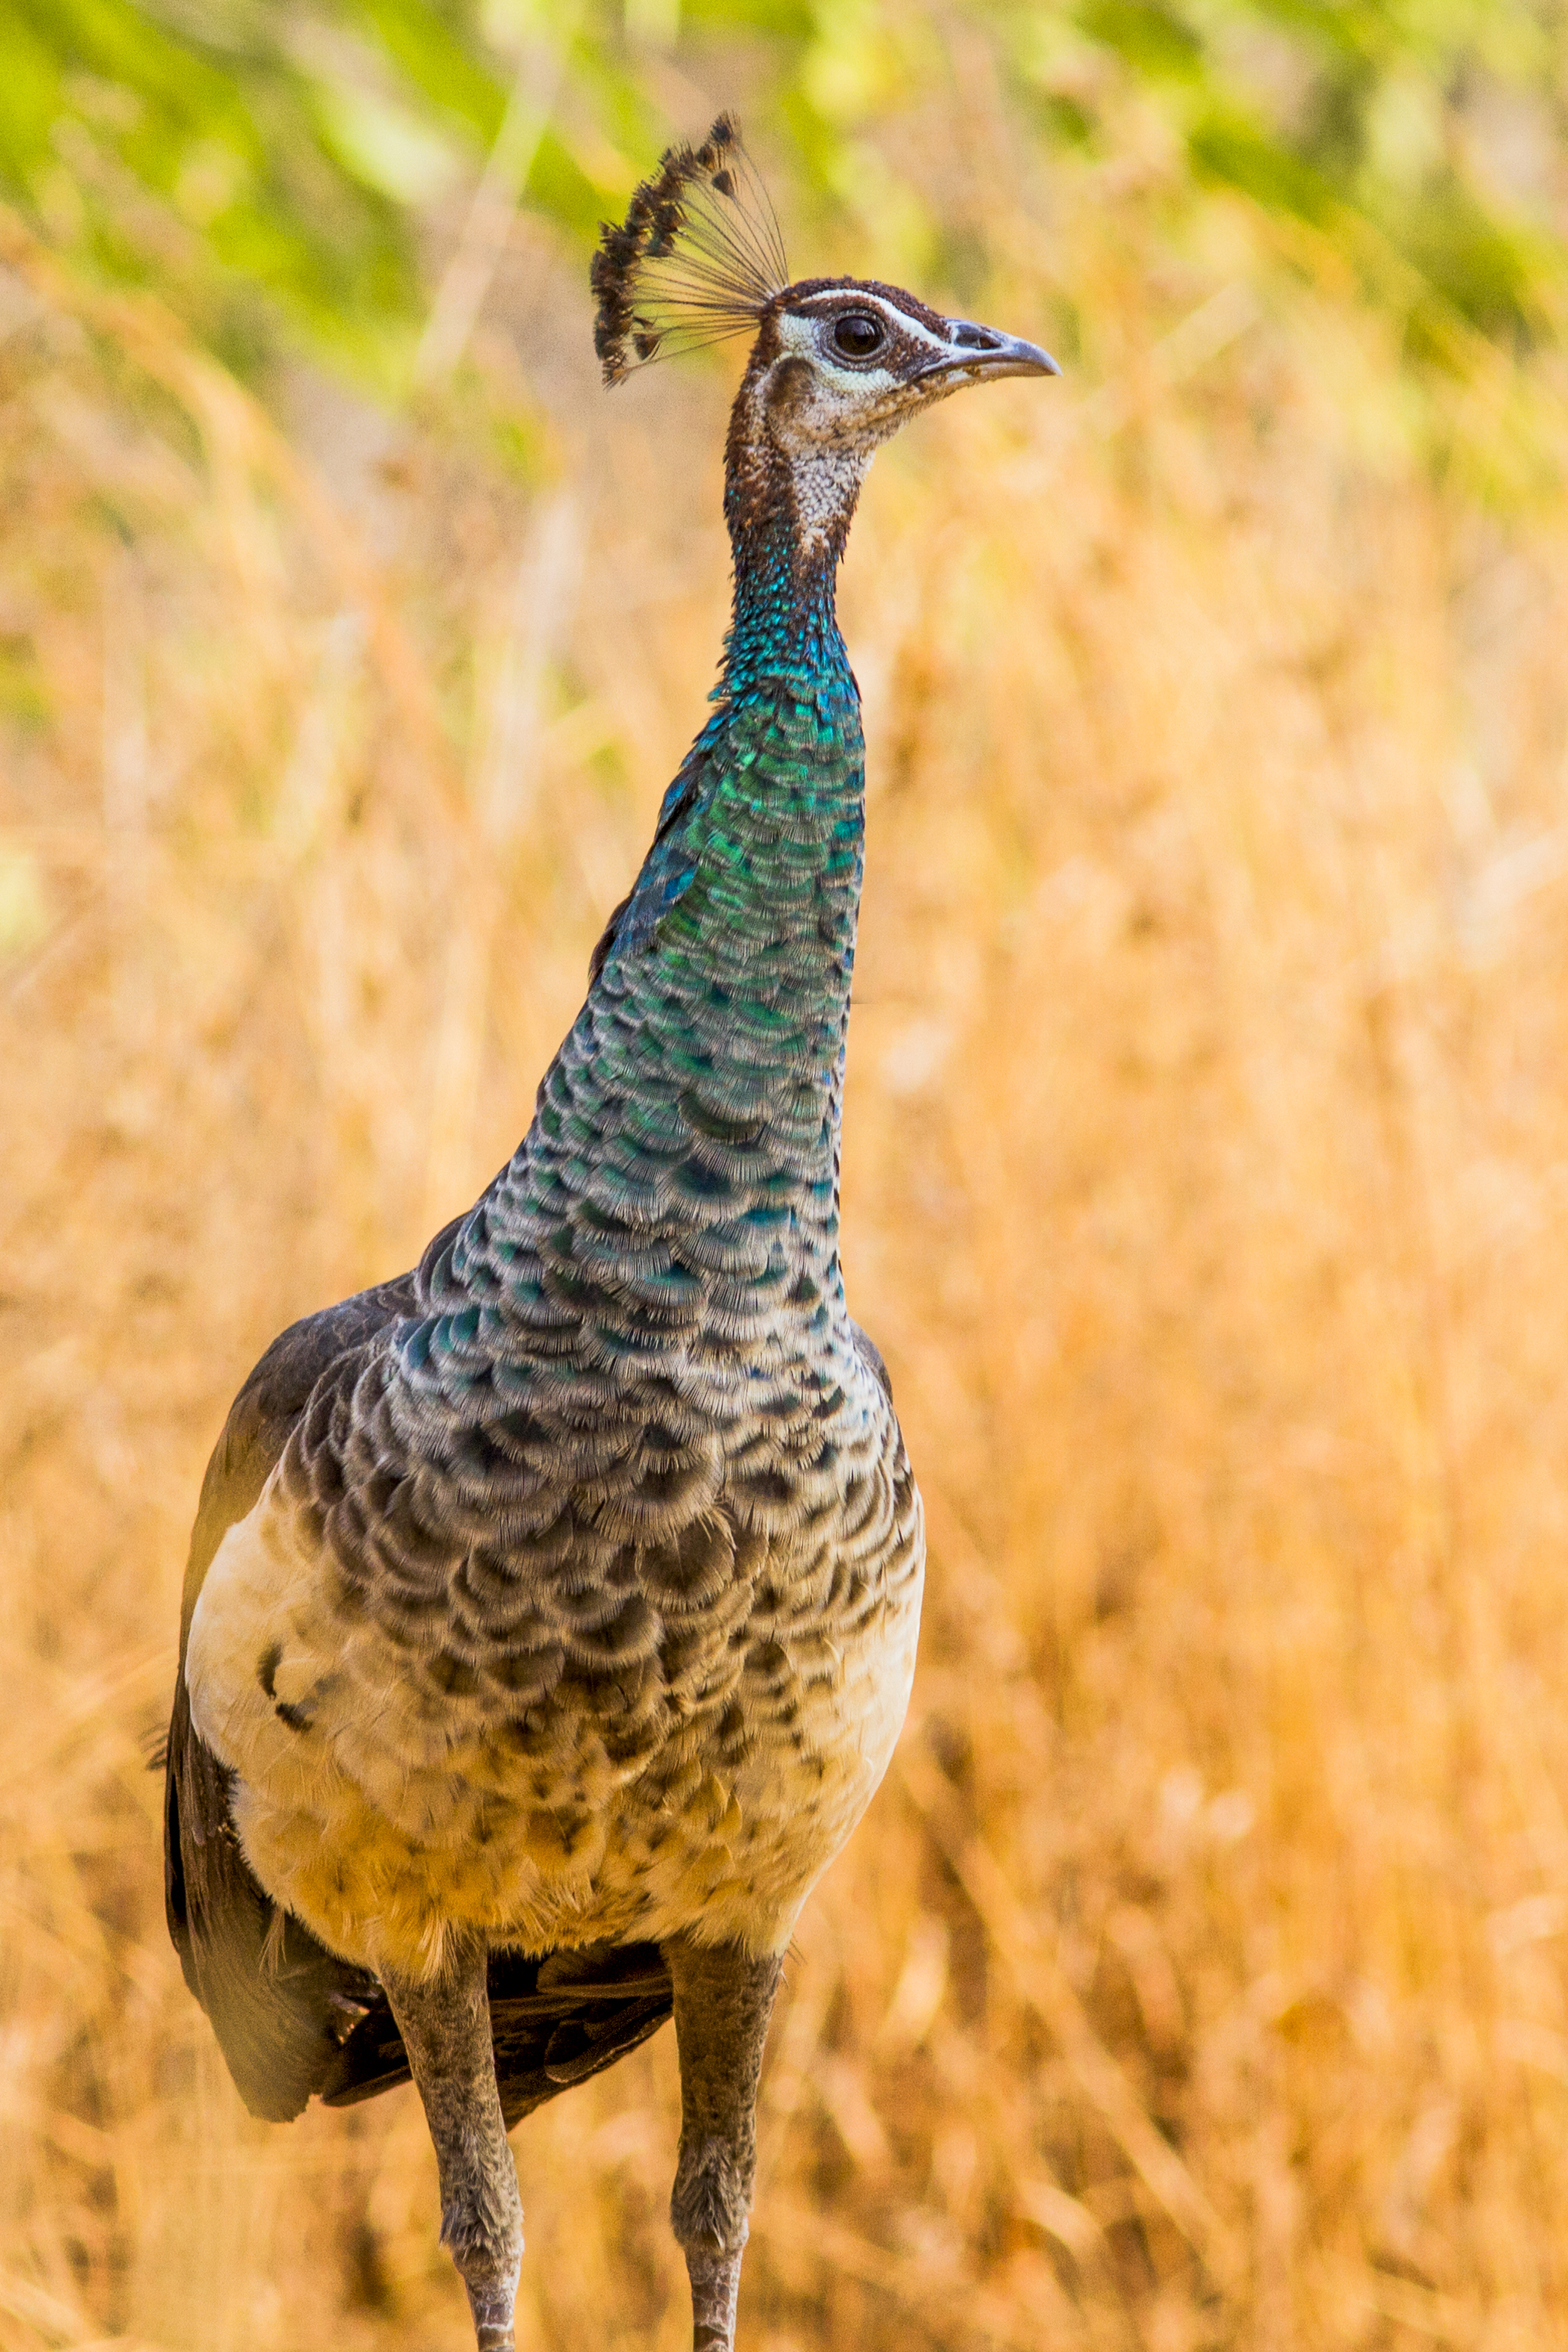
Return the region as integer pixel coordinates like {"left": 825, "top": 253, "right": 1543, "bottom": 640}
{"left": 410, "top": 414, "right": 868, "bottom": 1407}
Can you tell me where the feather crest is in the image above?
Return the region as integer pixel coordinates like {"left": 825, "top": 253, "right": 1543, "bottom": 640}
{"left": 592, "top": 115, "right": 788, "bottom": 386}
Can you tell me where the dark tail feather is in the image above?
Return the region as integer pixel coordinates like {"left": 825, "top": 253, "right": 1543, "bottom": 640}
{"left": 322, "top": 1942, "right": 674, "bottom": 2130}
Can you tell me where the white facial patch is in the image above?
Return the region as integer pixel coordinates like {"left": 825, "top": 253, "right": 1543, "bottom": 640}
{"left": 774, "top": 296, "right": 953, "bottom": 392}
{"left": 773, "top": 309, "right": 900, "bottom": 398}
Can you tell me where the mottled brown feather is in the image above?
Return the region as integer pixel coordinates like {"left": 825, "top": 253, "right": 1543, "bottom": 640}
{"left": 164, "top": 1227, "right": 675, "bottom": 2124}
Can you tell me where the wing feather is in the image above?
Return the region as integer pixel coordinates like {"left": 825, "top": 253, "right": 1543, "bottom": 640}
{"left": 166, "top": 1235, "right": 673, "bottom": 2124}
{"left": 167, "top": 1264, "right": 431, "bottom": 2118}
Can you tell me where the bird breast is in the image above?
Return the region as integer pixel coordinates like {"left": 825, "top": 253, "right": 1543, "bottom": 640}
{"left": 184, "top": 1318, "right": 925, "bottom": 1979}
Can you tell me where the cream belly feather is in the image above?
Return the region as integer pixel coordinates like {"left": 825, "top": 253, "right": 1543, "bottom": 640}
{"left": 185, "top": 1374, "right": 924, "bottom": 1980}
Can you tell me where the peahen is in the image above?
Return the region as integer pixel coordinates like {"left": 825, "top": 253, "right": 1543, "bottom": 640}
{"left": 164, "top": 116, "right": 1056, "bottom": 2352}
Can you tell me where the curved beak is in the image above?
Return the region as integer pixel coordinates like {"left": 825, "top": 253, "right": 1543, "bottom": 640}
{"left": 921, "top": 320, "right": 1061, "bottom": 383}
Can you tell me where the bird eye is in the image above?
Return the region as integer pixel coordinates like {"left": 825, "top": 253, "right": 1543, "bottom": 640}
{"left": 831, "top": 312, "right": 884, "bottom": 360}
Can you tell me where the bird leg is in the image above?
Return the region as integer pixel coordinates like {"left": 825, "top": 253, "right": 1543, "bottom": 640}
{"left": 661, "top": 1934, "right": 784, "bottom": 2352}
{"left": 380, "top": 1946, "right": 522, "bottom": 2352}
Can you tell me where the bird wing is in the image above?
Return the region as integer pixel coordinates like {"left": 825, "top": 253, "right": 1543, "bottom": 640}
{"left": 165, "top": 1263, "right": 432, "bottom": 2121}
{"left": 165, "top": 1231, "right": 675, "bottom": 2124}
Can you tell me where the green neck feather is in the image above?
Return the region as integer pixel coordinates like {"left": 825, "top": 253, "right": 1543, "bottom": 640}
{"left": 411, "top": 504, "right": 868, "bottom": 1386}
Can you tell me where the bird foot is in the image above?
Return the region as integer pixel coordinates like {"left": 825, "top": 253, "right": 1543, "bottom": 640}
{"left": 466, "top": 2275, "right": 519, "bottom": 2352}
{"left": 685, "top": 2247, "right": 743, "bottom": 2352}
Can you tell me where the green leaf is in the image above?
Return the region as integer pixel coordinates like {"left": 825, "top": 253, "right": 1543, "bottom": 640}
{"left": 1076, "top": 0, "right": 1203, "bottom": 83}
{"left": 1189, "top": 107, "right": 1338, "bottom": 228}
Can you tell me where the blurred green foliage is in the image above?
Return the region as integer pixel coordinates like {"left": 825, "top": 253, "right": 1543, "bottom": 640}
{"left": 0, "top": 0, "right": 1562, "bottom": 387}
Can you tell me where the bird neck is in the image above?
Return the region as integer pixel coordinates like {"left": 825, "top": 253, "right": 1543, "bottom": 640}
{"left": 721, "top": 508, "right": 850, "bottom": 697}
{"left": 612, "top": 498, "right": 865, "bottom": 1169}
{"left": 412, "top": 492, "right": 868, "bottom": 1377}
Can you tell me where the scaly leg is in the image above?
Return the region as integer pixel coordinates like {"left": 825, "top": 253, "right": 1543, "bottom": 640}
{"left": 661, "top": 1934, "right": 783, "bottom": 2352}
{"left": 381, "top": 1946, "right": 522, "bottom": 2352}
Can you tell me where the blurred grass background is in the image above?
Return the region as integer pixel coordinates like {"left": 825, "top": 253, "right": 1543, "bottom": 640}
{"left": 4, "top": 2, "right": 1568, "bottom": 2346}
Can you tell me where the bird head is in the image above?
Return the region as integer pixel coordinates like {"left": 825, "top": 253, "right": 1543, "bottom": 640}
{"left": 592, "top": 119, "right": 1058, "bottom": 567}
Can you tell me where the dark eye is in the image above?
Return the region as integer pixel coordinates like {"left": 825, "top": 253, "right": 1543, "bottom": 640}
{"left": 831, "top": 311, "right": 884, "bottom": 360}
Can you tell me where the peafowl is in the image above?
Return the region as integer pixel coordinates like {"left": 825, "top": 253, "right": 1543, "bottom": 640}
{"left": 164, "top": 116, "right": 1056, "bottom": 2352}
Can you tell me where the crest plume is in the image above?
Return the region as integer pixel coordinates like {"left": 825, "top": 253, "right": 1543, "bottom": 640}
{"left": 592, "top": 115, "right": 789, "bottom": 386}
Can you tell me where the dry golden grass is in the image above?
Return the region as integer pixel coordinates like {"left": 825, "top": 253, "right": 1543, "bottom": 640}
{"left": 6, "top": 129, "right": 1568, "bottom": 2352}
